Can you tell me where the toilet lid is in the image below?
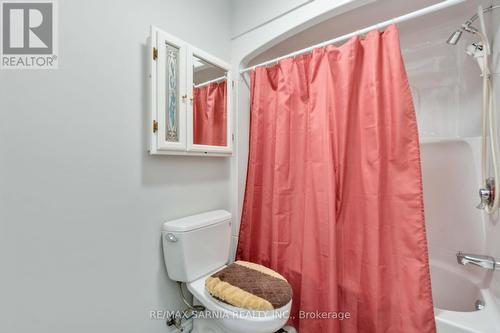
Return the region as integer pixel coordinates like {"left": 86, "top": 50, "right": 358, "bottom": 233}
{"left": 205, "top": 261, "right": 292, "bottom": 311}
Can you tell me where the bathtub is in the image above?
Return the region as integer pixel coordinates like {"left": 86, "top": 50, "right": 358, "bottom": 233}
{"left": 431, "top": 261, "right": 500, "bottom": 333}
{"left": 420, "top": 138, "right": 500, "bottom": 333}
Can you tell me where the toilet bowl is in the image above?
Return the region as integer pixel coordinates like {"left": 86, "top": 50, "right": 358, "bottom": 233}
{"left": 162, "top": 210, "right": 291, "bottom": 333}
{"left": 188, "top": 267, "right": 291, "bottom": 333}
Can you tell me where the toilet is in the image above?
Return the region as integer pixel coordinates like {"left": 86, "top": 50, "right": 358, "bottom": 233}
{"left": 162, "top": 210, "right": 291, "bottom": 333}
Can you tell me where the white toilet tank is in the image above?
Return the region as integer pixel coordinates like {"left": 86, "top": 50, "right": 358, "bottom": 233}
{"left": 162, "top": 210, "right": 231, "bottom": 282}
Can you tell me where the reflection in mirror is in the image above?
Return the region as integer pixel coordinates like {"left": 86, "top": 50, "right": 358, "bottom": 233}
{"left": 192, "top": 56, "right": 227, "bottom": 147}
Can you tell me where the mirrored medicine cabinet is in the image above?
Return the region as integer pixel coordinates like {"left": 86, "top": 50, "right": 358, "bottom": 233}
{"left": 149, "top": 26, "right": 233, "bottom": 156}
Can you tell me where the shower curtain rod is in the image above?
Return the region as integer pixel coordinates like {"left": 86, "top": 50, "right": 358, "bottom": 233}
{"left": 240, "top": 0, "right": 467, "bottom": 74}
{"left": 193, "top": 75, "right": 227, "bottom": 88}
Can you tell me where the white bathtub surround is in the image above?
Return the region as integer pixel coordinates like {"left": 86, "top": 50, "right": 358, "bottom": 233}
{"left": 421, "top": 138, "right": 500, "bottom": 332}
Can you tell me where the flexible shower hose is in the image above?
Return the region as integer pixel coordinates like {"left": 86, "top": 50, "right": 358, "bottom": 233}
{"left": 478, "top": 31, "right": 499, "bottom": 214}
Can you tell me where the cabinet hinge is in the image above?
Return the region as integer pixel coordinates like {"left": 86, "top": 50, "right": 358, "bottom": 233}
{"left": 153, "top": 120, "right": 158, "bottom": 133}
{"left": 153, "top": 47, "right": 158, "bottom": 60}
{"left": 232, "top": 133, "right": 235, "bottom": 142}
{"left": 232, "top": 80, "right": 235, "bottom": 88}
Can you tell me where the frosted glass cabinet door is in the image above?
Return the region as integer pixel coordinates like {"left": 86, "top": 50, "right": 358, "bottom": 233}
{"left": 152, "top": 28, "right": 187, "bottom": 152}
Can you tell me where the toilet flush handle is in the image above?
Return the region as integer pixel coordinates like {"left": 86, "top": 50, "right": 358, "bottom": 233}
{"left": 165, "top": 233, "right": 177, "bottom": 242}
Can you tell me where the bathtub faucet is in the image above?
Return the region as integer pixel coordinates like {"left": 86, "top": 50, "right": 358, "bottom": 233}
{"left": 456, "top": 252, "right": 500, "bottom": 270}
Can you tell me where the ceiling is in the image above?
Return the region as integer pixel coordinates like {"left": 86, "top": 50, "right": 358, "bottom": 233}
{"left": 249, "top": 0, "right": 495, "bottom": 65}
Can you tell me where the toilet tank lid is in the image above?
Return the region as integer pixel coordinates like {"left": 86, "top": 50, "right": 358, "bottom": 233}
{"left": 162, "top": 210, "right": 231, "bottom": 232}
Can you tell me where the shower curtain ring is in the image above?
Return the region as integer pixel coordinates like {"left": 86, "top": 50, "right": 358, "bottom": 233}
{"left": 356, "top": 29, "right": 366, "bottom": 39}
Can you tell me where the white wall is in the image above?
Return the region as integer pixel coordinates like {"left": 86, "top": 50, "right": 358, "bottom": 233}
{"left": 230, "top": 0, "right": 313, "bottom": 39}
{"left": 0, "top": 1, "right": 231, "bottom": 332}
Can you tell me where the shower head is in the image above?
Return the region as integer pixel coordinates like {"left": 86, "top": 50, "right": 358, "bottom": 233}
{"left": 446, "top": 4, "right": 500, "bottom": 46}
{"left": 446, "top": 29, "right": 463, "bottom": 45}
{"left": 446, "top": 24, "right": 478, "bottom": 45}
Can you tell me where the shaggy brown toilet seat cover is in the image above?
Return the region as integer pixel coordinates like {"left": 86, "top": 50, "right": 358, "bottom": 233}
{"left": 205, "top": 261, "right": 292, "bottom": 311}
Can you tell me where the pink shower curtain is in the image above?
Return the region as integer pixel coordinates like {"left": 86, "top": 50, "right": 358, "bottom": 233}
{"left": 193, "top": 81, "right": 227, "bottom": 146}
{"left": 237, "top": 25, "right": 435, "bottom": 333}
